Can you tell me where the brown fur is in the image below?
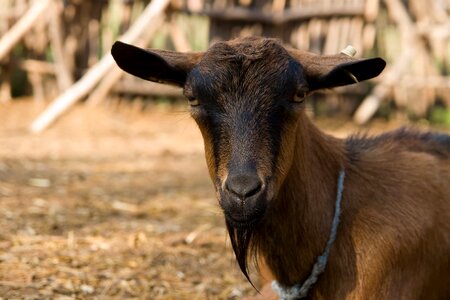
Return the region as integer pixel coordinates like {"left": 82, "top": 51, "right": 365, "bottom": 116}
{"left": 252, "top": 118, "right": 450, "bottom": 299}
{"left": 111, "top": 37, "right": 450, "bottom": 299}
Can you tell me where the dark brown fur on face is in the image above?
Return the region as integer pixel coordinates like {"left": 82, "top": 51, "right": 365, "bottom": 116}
{"left": 112, "top": 37, "right": 450, "bottom": 299}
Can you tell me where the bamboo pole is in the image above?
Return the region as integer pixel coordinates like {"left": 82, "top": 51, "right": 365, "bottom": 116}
{"left": 30, "top": 0, "right": 171, "bottom": 133}
{"left": 0, "top": 0, "right": 51, "bottom": 62}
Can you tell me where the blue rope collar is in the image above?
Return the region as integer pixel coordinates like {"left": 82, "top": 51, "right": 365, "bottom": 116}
{"left": 272, "top": 169, "right": 346, "bottom": 300}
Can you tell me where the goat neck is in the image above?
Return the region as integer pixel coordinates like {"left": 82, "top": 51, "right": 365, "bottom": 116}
{"left": 256, "top": 112, "right": 347, "bottom": 287}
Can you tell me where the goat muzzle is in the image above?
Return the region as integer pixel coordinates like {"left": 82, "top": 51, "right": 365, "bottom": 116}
{"left": 220, "top": 173, "right": 268, "bottom": 228}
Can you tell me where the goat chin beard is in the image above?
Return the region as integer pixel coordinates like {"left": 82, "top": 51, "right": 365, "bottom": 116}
{"left": 225, "top": 217, "right": 259, "bottom": 285}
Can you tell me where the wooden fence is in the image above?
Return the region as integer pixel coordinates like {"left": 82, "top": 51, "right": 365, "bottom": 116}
{"left": 0, "top": 0, "right": 449, "bottom": 131}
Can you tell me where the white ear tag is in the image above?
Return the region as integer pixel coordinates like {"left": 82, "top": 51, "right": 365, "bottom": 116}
{"left": 340, "top": 45, "right": 357, "bottom": 57}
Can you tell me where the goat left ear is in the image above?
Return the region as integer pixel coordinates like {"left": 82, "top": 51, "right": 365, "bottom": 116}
{"left": 288, "top": 49, "right": 386, "bottom": 91}
{"left": 111, "top": 41, "right": 204, "bottom": 87}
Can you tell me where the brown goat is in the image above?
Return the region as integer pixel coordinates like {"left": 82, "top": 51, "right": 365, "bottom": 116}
{"left": 111, "top": 37, "right": 450, "bottom": 299}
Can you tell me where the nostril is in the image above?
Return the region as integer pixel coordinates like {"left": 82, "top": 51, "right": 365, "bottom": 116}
{"left": 225, "top": 174, "right": 263, "bottom": 198}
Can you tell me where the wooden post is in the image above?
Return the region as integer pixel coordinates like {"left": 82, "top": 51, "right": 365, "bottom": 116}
{"left": 49, "top": 0, "right": 73, "bottom": 91}
{"left": 0, "top": 62, "right": 12, "bottom": 103}
{"left": 169, "top": 16, "right": 193, "bottom": 52}
{"left": 30, "top": 0, "right": 171, "bottom": 133}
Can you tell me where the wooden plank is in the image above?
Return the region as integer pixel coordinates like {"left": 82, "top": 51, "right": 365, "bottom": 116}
{"left": 272, "top": 0, "right": 286, "bottom": 13}
{"left": 195, "top": 4, "right": 365, "bottom": 25}
{"left": 364, "top": 0, "right": 380, "bottom": 22}
{"left": 308, "top": 19, "right": 322, "bottom": 53}
{"left": 323, "top": 18, "right": 339, "bottom": 54}
{"left": 338, "top": 18, "right": 351, "bottom": 52}
{"left": 349, "top": 17, "right": 363, "bottom": 55}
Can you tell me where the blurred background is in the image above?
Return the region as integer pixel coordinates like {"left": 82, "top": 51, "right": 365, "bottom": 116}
{"left": 0, "top": 0, "right": 449, "bottom": 299}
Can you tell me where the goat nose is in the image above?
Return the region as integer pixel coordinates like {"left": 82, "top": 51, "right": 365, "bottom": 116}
{"left": 225, "top": 174, "right": 262, "bottom": 198}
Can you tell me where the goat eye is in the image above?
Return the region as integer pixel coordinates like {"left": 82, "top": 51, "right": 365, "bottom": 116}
{"left": 292, "top": 85, "right": 309, "bottom": 104}
{"left": 292, "top": 92, "right": 307, "bottom": 103}
{"left": 187, "top": 97, "right": 200, "bottom": 106}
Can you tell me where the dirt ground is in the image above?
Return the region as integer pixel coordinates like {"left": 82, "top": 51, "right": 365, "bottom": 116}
{"left": 0, "top": 99, "right": 448, "bottom": 300}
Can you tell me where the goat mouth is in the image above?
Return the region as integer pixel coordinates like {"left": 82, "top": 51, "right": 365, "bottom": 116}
{"left": 224, "top": 210, "right": 266, "bottom": 229}
{"left": 218, "top": 184, "right": 270, "bottom": 229}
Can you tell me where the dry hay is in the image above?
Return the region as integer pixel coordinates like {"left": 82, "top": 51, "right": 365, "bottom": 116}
{"left": 0, "top": 99, "right": 447, "bottom": 299}
{"left": 0, "top": 99, "right": 253, "bottom": 299}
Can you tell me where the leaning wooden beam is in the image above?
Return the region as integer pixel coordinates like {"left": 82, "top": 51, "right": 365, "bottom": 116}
{"left": 88, "top": 14, "right": 191, "bottom": 106}
{"left": 353, "top": 0, "right": 438, "bottom": 124}
{"left": 353, "top": 50, "right": 412, "bottom": 124}
{"left": 87, "top": 14, "right": 166, "bottom": 106}
{"left": 0, "top": 0, "right": 51, "bottom": 62}
{"left": 30, "top": 0, "right": 171, "bottom": 133}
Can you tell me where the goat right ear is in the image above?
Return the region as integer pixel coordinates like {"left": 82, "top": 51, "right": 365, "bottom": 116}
{"left": 288, "top": 48, "right": 386, "bottom": 91}
{"left": 111, "top": 41, "right": 204, "bottom": 87}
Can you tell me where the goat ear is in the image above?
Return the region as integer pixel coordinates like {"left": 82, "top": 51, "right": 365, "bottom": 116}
{"left": 288, "top": 49, "right": 386, "bottom": 91}
{"left": 111, "top": 41, "right": 203, "bottom": 87}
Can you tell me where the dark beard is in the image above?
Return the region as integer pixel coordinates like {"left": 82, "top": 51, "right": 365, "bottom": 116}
{"left": 225, "top": 219, "right": 258, "bottom": 288}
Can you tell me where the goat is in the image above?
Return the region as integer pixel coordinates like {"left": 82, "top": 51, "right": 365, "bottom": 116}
{"left": 111, "top": 37, "right": 450, "bottom": 299}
